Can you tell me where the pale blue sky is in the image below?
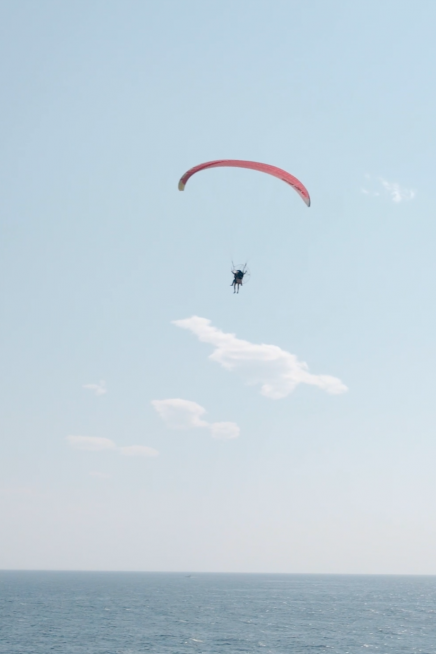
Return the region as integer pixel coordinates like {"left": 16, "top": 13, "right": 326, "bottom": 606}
{"left": 1, "top": 1, "right": 436, "bottom": 573}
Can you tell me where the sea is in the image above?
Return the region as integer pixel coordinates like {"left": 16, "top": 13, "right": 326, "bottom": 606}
{"left": 0, "top": 572, "right": 435, "bottom": 653}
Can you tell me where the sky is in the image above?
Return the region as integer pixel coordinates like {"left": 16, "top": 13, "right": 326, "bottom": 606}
{"left": 1, "top": 0, "right": 436, "bottom": 574}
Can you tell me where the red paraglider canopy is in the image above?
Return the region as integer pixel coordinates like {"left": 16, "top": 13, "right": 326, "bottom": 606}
{"left": 178, "top": 159, "right": 310, "bottom": 207}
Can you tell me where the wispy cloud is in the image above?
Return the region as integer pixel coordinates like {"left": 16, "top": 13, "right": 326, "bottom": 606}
{"left": 379, "top": 178, "right": 415, "bottom": 203}
{"left": 360, "top": 187, "right": 380, "bottom": 197}
{"left": 152, "top": 398, "right": 240, "bottom": 440}
{"left": 66, "top": 436, "right": 158, "bottom": 457}
{"left": 66, "top": 436, "right": 116, "bottom": 451}
{"left": 208, "top": 422, "right": 240, "bottom": 440}
{"left": 173, "top": 316, "right": 347, "bottom": 399}
{"left": 83, "top": 380, "right": 107, "bottom": 396}
{"left": 360, "top": 175, "right": 415, "bottom": 203}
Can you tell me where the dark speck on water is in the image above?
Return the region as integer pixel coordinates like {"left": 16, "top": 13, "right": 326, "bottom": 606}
{"left": 0, "top": 572, "right": 435, "bottom": 653}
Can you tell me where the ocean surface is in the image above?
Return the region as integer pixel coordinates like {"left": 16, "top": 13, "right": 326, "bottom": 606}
{"left": 0, "top": 572, "right": 435, "bottom": 653}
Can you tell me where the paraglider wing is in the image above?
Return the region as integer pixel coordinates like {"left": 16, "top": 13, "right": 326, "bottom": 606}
{"left": 178, "top": 159, "right": 310, "bottom": 207}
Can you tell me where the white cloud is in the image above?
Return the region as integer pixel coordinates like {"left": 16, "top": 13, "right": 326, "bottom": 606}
{"left": 152, "top": 398, "right": 240, "bottom": 440}
{"left": 209, "top": 422, "right": 240, "bottom": 440}
{"left": 360, "top": 175, "right": 415, "bottom": 203}
{"left": 83, "top": 380, "right": 107, "bottom": 396}
{"left": 379, "top": 178, "right": 415, "bottom": 203}
{"left": 89, "top": 471, "right": 111, "bottom": 479}
{"left": 118, "top": 445, "right": 159, "bottom": 457}
{"left": 66, "top": 436, "right": 159, "bottom": 456}
{"left": 173, "top": 316, "right": 347, "bottom": 399}
{"left": 66, "top": 436, "right": 116, "bottom": 451}
{"left": 152, "top": 398, "right": 207, "bottom": 429}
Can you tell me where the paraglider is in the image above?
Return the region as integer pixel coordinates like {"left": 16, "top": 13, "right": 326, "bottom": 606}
{"left": 178, "top": 159, "right": 310, "bottom": 293}
{"left": 178, "top": 159, "right": 311, "bottom": 207}
{"left": 231, "top": 263, "right": 249, "bottom": 294}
